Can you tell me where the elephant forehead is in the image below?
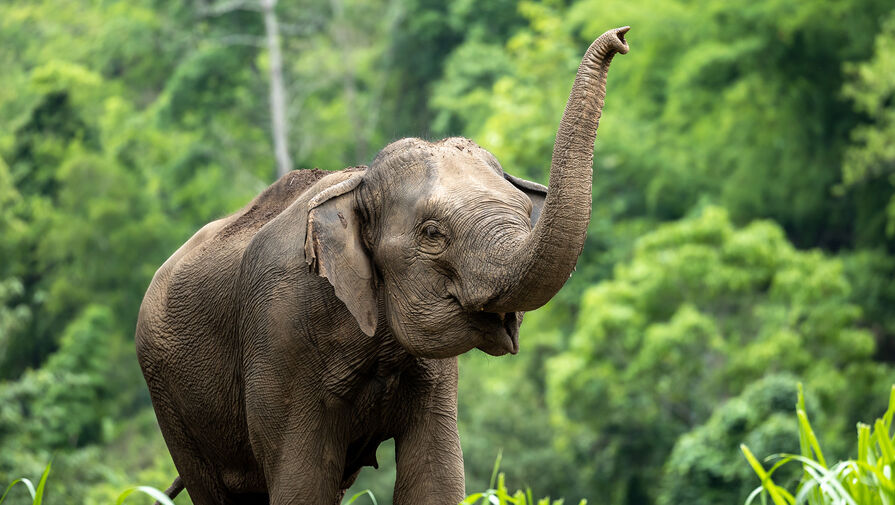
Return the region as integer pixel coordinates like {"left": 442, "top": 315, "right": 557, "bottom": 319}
{"left": 376, "top": 144, "right": 532, "bottom": 226}
{"left": 432, "top": 158, "right": 531, "bottom": 214}
{"left": 420, "top": 186, "right": 532, "bottom": 233}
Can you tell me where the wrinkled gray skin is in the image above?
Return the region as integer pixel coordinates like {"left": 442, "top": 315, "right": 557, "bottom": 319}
{"left": 136, "top": 27, "right": 628, "bottom": 505}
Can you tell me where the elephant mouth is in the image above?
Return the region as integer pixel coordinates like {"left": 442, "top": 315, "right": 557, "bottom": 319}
{"left": 473, "top": 311, "right": 520, "bottom": 356}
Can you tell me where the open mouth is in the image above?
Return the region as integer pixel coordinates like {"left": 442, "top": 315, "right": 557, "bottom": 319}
{"left": 472, "top": 310, "right": 520, "bottom": 356}
{"left": 496, "top": 312, "right": 520, "bottom": 354}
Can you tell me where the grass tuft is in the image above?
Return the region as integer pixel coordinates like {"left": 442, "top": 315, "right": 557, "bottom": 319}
{"left": 0, "top": 460, "right": 175, "bottom": 505}
{"left": 741, "top": 384, "right": 895, "bottom": 505}
{"left": 0, "top": 461, "right": 50, "bottom": 505}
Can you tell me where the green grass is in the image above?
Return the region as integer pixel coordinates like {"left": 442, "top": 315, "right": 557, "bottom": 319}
{"left": 344, "top": 489, "right": 379, "bottom": 505}
{"left": 341, "top": 451, "right": 585, "bottom": 505}
{"left": 459, "top": 471, "right": 585, "bottom": 505}
{"left": 741, "top": 384, "right": 895, "bottom": 505}
{"left": 0, "top": 460, "right": 50, "bottom": 505}
{"left": 0, "top": 460, "right": 176, "bottom": 505}
{"left": 1, "top": 451, "right": 583, "bottom": 505}
{"left": 458, "top": 451, "right": 586, "bottom": 505}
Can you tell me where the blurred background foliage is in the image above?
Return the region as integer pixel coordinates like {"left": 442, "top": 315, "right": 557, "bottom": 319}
{"left": 1, "top": 0, "right": 894, "bottom": 503}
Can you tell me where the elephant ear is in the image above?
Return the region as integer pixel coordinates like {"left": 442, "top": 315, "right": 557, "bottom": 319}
{"left": 305, "top": 172, "right": 377, "bottom": 336}
{"left": 504, "top": 173, "right": 547, "bottom": 227}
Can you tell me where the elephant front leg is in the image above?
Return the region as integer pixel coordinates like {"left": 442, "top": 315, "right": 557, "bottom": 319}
{"left": 393, "top": 361, "right": 465, "bottom": 505}
{"left": 252, "top": 406, "right": 351, "bottom": 505}
{"left": 393, "top": 413, "right": 465, "bottom": 504}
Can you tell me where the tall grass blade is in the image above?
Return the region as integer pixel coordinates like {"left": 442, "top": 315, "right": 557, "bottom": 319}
{"left": 116, "top": 486, "right": 177, "bottom": 505}
{"left": 744, "top": 486, "right": 765, "bottom": 505}
{"left": 742, "top": 386, "right": 895, "bottom": 505}
{"left": 460, "top": 492, "right": 487, "bottom": 505}
{"left": 858, "top": 423, "right": 872, "bottom": 465}
{"left": 343, "top": 489, "right": 378, "bottom": 505}
{"left": 854, "top": 460, "right": 895, "bottom": 492}
{"left": 883, "top": 385, "right": 895, "bottom": 431}
{"left": 31, "top": 461, "right": 51, "bottom": 505}
{"left": 490, "top": 450, "right": 503, "bottom": 490}
{"left": 0, "top": 478, "right": 36, "bottom": 504}
{"left": 875, "top": 419, "right": 895, "bottom": 463}
{"left": 797, "top": 409, "right": 827, "bottom": 468}
{"left": 740, "top": 444, "right": 792, "bottom": 505}
{"left": 791, "top": 458, "right": 857, "bottom": 505}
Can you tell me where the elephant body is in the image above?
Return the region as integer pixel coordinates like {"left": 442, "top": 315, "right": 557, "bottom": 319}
{"left": 137, "top": 27, "right": 629, "bottom": 505}
{"left": 138, "top": 167, "right": 463, "bottom": 504}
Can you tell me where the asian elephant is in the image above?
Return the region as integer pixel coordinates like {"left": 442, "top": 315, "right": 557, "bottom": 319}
{"left": 136, "top": 26, "right": 629, "bottom": 505}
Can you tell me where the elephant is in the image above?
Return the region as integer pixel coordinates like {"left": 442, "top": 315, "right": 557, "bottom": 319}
{"left": 136, "top": 26, "right": 629, "bottom": 505}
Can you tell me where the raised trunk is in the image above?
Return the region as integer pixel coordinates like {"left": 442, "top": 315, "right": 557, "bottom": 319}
{"left": 485, "top": 27, "right": 629, "bottom": 313}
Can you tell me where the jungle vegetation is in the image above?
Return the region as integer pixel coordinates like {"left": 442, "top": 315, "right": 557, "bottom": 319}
{"left": 1, "top": 0, "right": 895, "bottom": 503}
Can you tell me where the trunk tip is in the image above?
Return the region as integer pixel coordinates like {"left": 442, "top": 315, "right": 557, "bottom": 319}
{"left": 603, "top": 26, "right": 631, "bottom": 55}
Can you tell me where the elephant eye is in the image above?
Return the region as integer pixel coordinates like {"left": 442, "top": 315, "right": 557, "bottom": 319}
{"left": 419, "top": 221, "right": 447, "bottom": 254}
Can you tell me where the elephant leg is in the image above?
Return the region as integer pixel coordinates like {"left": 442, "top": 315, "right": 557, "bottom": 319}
{"left": 393, "top": 412, "right": 464, "bottom": 505}
{"left": 253, "top": 405, "right": 351, "bottom": 505}
{"left": 264, "top": 436, "right": 350, "bottom": 504}
{"left": 150, "top": 395, "right": 233, "bottom": 505}
{"left": 393, "top": 359, "right": 465, "bottom": 505}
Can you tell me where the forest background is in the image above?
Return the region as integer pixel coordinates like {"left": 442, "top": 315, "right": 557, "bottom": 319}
{"left": 2, "top": 0, "right": 895, "bottom": 504}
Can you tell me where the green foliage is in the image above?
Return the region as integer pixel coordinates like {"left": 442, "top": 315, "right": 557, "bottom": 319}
{"left": 460, "top": 471, "right": 585, "bottom": 505}
{"left": 660, "top": 375, "right": 803, "bottom": 505}
{"left": 0, "top": 461, "right": 176, "bottom": 505}
{"left": 451, "top": 0, "right": 895, "bottom": 249}
{"left": 2, "top": 0, "right": 895, "bottom": 504}
{"left": 3, "top": 460, "right": 580, "bottom": 505}
{"left": 345, "top": 454, "right": 586, "bottom": 505}
{"left": 545, "top": 207, "right": 891, "bottom": 504}
{"left": 0, "top": 461, "right": 49, "bottom": 505}
{"left": 741, "top": 385, "right": 895, "bottom": 505}
{"left": 842, "top": 250, "right": 895, "bottom": 361}
{"left": 343, "top": 489, "right": 379, "bottom": 505}
{"left": 458, "top": 452, "right": 585, "bottom": 505}
{"left": 842, "top": 10, "right": 895, "bottom": 242}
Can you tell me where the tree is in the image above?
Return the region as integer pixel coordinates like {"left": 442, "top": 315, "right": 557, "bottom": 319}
{"left": 841, "top": 10, "right": 895, "bottom": 246}
{"left": 260, "top": 0, "right": 293, "bottom": 176}
{"left": 546, "top": 207, "right": 893, "bottom": 505}
{"left": 444, "top": 0, "right": 895, "bottom": 250}
{"left": 658, "top": 375, "right": 804, "bottom": 505}
{"left": 195, "top": 0, "right": 294, "bottom": 177}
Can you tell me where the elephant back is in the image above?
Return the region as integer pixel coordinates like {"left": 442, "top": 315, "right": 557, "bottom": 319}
{"left": 217, "top": 168, "right": 331, "bottom": 241}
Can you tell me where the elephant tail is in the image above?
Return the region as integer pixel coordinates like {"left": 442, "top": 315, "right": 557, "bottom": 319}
{"left": 153, "top": 476, "right": 184, "bottom": 504}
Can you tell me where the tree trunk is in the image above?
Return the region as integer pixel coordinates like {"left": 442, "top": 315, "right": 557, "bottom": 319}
{"left": 261, "top": 0, "right": 292, "bottom": 178}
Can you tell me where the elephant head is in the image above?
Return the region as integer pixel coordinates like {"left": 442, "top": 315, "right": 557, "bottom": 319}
{"left": 305, "top": 27, "right": 629, "bottom": 358}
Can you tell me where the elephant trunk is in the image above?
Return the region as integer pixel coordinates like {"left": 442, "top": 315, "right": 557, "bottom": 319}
{"left": 485, "top": 27, "right": 629, "bottom": 313}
